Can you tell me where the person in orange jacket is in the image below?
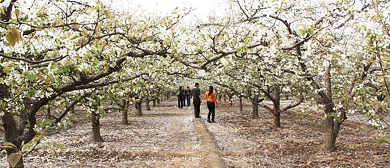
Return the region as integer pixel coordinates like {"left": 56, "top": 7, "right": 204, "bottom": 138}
{"left": 203, "top": 85, "right": 218, "bottom": 123}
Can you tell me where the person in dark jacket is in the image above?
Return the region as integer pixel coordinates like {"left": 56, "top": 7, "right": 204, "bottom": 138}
{"left": 185, "top": 86, "right": 192, "bottom": 106}
{"left": 192, "top": 83, "right": 201, "bottom": 118}
{"left": 177, "top": 86, "right": 185, "bottom": 109}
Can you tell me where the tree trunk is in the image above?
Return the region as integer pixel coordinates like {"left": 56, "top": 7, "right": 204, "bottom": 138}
{"left": 153, "top": 99, "right": 157, "bottom": 107}
{"left": 2, "top": 112, "right": 24, "bottom": 168}
{"left": 323, "top": 65, "right": 339, "bottom": 152}
{"left": 121, "top": 107, "right": 128, "bottom": 125}
{"left": 120, "top": 100, "right": 129, "bottom": 125}
{"left": 223, "top": 94, "right": 227, "bottom": 103}
{"left": 91, "top": 103, "right": 104, "bottom": 142}
{"left": 2, "top": 89, "right": 31, "bottom": 168}
{"left": 239, "top": 97, "right": 243, "bottom": 112}
{"left": 166, "top": 92, "right": 170, "bottom": 100}
{"left": 324, "top": 103, "right": 337, "bottom": 152}
{"left": 146, "top": 96, "right": 151, "bottom": 111}
{"left": 46, "top": 106, "right": 51, "bottom": 119}
{"left": 228, "top": 94, "right": 233, "bottom": 106}
{"left": 157, "top": 97, "right": 160, "bottom": 104}
{"left": 135, "top": 99, "right": 143, "bottom": 116}
{"left": 251, "top": 96, "right": 259, "bottom": 119}
{"left": 273, "top": 86, "right": 281, "bottom": 128}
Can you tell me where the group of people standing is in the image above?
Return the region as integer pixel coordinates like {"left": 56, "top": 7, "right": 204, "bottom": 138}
{"left": 177, "top": 83, "right": 218, "bottom": 123}
{"left": 177, "top": 86, "right": 192, "bottom": 108}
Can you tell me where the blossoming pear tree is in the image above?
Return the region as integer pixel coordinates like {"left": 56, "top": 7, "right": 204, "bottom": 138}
{"left": 0, "top": 0, "right": 189, "bottom": 167}
{"left": 229, "top": 0, "right": 389, "bottom": 151}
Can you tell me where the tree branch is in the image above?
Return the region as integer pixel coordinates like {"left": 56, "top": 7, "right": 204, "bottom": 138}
{"left": 282, "top": 35, "right": 312, "bottom": 50}
{"left": 21, "top": 57, "right": 127, "bottom": 144}
{"left": 52, "top": 93, "right": 91, "bottom": 125}
{"left": 0, "top": 53, "right": 66, "bottom": 64}
{"left": 282, "top": 95, "right": 304, "bottom": 112}
{"left": 259, "top": 103, "right": 273, "bottom": 113}
{"left": 73, "top": 73, "right": 145, "bottom": 90}
{"left": 268, "top": 15, "right": 298, "bottom": 36}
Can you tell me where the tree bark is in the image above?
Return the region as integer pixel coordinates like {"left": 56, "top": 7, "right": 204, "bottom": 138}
{"left": 324, "top": 65, "right": 338, "bottom": 152}
{"left": 157, "top": 97, "right": 160, "bottom": 104}
{"left": 91, "top": 111, "right": 104, "bottom": 142}
{"left": 91, "top": 101, "right": 104, "bottom": 142}
{"left": 324, "top": 103, "right": 337, "bottom": 152}
{"left": 122, "top": 109, "right": 128, "bottom": 125}
{"left": 121, "top": 102, "right": 129, "bottom": 125}
{"left": 153, "top": 99, "right": 157, "bottom": 107}
{"left": 251, "top": 96, "right": 259, "bottom": 119}
{"left": 2, "top": 112, "right": 24, "bottom": 168}
{"left": 166, "top": 92, "right": 171, "bottom": 100}
{"left": 228, "top": 94, "right": 233, "bottom": 106}
{"left": 273, "top": 86, "right": 281, "bottom": 128}
{"left": 146, "top": 96, "right": 151, "bottom": 111}
{"left": 46, "top": 106, "right": 51, "bottom": 119}
{"left": 135, "top": 99, "right": 143, "bottom": 116}
{"left": 120, "top": 98, "right": 129, "bottom": 125}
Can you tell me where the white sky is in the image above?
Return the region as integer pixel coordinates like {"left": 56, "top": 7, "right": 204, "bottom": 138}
{"left": 113, "top": 0, "right": 227, "bottom": 19}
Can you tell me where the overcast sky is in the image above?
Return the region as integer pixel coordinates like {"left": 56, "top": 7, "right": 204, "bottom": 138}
{"left": 113, "top": 0, "right": 227, "bottom": 19}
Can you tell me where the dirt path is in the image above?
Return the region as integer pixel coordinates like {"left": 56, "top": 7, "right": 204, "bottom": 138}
{"left": 194, "top": 118, "right": 226, "bottom": 168}
{"left": 188, "top": 103, "right": 226, "bottom": 168}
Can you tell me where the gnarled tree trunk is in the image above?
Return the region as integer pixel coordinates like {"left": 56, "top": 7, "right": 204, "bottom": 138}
{"left": 2, "top": 98, "right": 33, "bottom": 168}
{"left": 166, "top": 92, "right": 171, "bottom": 100}
{"left": 324, "top": 103, "right": 337, "bottom": 152}
{"left": 91, "top": 110, "right": 103, "bottom": 142}
{"left": 122, "top": 109, "right": 128, "bottom": 125}
{"left": 46, "top": 106, "right": 51, "bottom": 119}
{"left": 153, "top": 99, "right": 157, "bottom": 107}
{"left": 135, "top": 99, "right": 143, "bottom": 116}
{"left": 91, "top": 102, "right": 103, "bottom": 142}
{"left": 251, "top": 95, "right": 259, "bottom": 119}
{"left": 146, "top": 96, "right": 151, "bottom": 111}
{"left": 2, "top": 112, "right": 25, "bottom": 168}
{"left": 323, "top": 65, "right": 341, "bottom": 152}
{"left": 120, "top": 99, "right": 129, "bottom": 125}
{"left": 273, "top": 86, "right": 281, "bottom": 128}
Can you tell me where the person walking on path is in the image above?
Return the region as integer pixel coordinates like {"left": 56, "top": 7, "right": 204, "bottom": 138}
{"left": 177, "top": 86, "right": 185, "bottom": 109}
{"left": 204, "top": 86, "right": 218, "bottom": 123}
{"left": 192, "top": 83, "right": 201, "bottom": 118}
{"left": 185, "top": 86, "right": 192, "bottom": 106}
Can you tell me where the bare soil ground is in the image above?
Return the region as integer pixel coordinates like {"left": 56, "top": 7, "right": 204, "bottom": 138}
{"left": 1, "top": 99, "right": 389, "bottom": 167}
{"left": 208, "top": 100, "right": 389, "bottom": 167}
